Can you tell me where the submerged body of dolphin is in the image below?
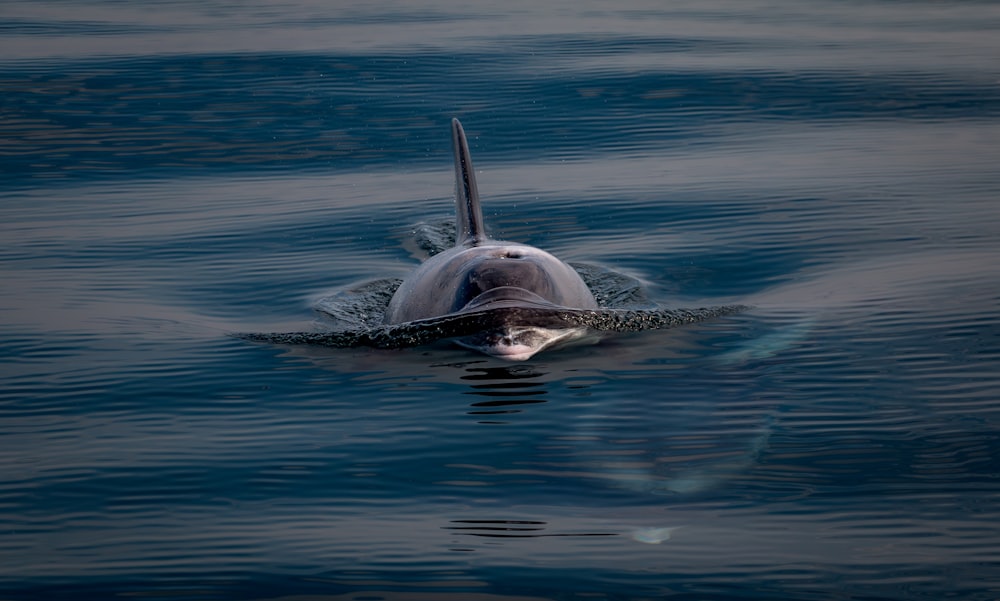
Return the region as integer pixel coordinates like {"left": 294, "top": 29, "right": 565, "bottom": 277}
{"left": 240, "top": 119, "right": 745, "bottom": 360}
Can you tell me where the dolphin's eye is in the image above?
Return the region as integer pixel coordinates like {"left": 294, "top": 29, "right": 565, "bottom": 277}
{"left": 502, "top": 250, "right": 522, "bottom": 259}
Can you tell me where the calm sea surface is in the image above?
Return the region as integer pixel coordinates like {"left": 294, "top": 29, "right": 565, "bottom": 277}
{"left": 3, "top": 1, "right": 1000, "bottom": 599}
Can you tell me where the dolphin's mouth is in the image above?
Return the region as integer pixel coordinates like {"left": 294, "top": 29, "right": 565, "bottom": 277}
{"left": 459, "top": 286, "right": 562, "bottom": 313}
{"left": 455, "top": 324, "right": 591, "bottom": 361}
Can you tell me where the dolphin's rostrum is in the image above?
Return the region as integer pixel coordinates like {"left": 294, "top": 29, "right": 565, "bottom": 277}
{"left": 240, "top": 119, "right": 746, "bottom": 360}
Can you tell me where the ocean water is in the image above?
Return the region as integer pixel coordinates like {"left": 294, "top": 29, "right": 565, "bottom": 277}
{"left": 3, "top": 1, "right": 1000, "bottom": 599}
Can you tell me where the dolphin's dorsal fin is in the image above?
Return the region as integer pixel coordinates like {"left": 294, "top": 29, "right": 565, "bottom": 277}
{"left": 451, "top": 118, "right": 486, "bottom": 246}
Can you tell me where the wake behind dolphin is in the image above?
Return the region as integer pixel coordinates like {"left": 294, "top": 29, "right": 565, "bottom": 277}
{"left": 240, "top": 119, "right": 745, "bottom": 360}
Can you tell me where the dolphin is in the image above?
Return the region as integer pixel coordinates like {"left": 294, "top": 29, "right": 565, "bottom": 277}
{"left": 381, "top": 119, "right": 600, "bottom": 359}
{"left": 238, "top": 118, "right": 746, "bottom": 359}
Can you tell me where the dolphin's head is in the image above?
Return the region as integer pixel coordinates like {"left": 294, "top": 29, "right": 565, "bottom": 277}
{"left": 384, "top": 243, "right": 597, "bottom": 323}
{"left": 456, "top": 286, "right": 590, "bottom": 361}
{"left": 383, "top": 242, "right": 600, "bottom": 360}
{"left": 450, "top": 277, "right": 593, "bottom": 361}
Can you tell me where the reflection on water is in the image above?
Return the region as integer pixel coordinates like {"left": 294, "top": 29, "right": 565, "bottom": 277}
{"left": 444, "top": 519, "right": 617, "bottom": 539}
{"left": 3, "top": 0, "right": 1000, "bottom": 599}
{"left": 461, "top": 365, "right": 550, "bottom": 417}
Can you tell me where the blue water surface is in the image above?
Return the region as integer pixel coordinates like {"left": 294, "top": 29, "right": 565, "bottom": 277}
{"left": 3, "top": 1, "right": 1000, "bottom": 599}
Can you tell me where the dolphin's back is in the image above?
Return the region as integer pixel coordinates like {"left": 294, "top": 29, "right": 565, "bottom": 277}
{"left": 451, "top": 118, "right": 486, "bottom": 246}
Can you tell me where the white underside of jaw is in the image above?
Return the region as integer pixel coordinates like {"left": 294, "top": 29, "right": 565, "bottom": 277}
{"left": 456, "top": 326, "right": 594, "bottom": 361}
